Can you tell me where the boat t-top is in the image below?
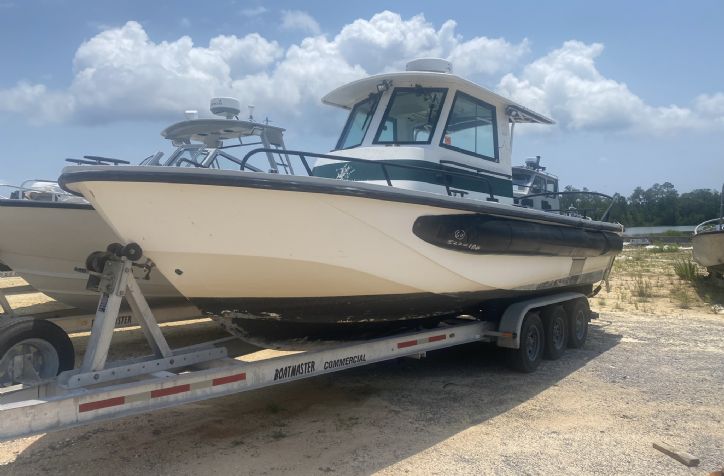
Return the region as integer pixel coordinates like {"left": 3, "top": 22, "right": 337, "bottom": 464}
{"left": 60, "top": 58, "right": 623, "bottom": 341}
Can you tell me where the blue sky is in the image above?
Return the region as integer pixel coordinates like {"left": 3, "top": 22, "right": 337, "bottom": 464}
{"left": 1, "top": 0, "right": 722, "bottom": 195}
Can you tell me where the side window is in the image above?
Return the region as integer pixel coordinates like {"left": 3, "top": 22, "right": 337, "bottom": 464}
{"left": 336, "top": 94, "right": 380, "bottom": 150}
{"left": 440, "top": 92, "right": 498, "bottom": 161}
{"left": 531, "top": 176, "right": 545, "bottom": 193}
{"left": 546, "top": 179, "right": 557, "bottom": 193}
{"left": 374, "top": 87, "right": 447, "bottom": 144}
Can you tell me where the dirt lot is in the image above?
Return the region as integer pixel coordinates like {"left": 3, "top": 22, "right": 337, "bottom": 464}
{"left": 0, "top": 248, "right": 722, "bottom": 475}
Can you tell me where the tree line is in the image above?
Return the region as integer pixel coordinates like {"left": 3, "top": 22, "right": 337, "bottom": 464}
{"left": 559, "top": 182, "right": 722, "bottom": 227}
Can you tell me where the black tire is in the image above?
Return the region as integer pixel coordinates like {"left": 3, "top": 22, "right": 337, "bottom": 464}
{"left": 541, "top": 305, "right": 568, "bottom": 360}
{"left": 106, "top": 242, "right": 124, "bottom": 256}
{"left": 0, "top": 318, "right": 74, "bottom": 384}
{"left": 506, "top": 312, "right": 544, "bottom": 373}
{"left": 565, "top": 299, "right": 590, "bottom": 348}
{"left": 122, "top": 242, "right": 143, "bottom": 261}
{"left": 85, "top": 251, "right": 111, "bottom": 273}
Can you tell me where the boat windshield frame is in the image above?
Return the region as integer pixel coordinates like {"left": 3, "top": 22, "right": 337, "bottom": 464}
{"left": 512, "top": 171, "right": 534, "bottom": 187}
{"left": 335, "top": 93, "right": 381, "bottom": 151}
{"left": 373, "top": 86, "right": 448, "bottom": 146}
{"left": 439, "top": 90, "right": 499, "bottom": 163}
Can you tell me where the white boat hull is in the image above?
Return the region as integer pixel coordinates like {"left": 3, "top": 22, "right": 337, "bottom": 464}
{"left": 0, "top": 200, "right": 199, "bottom": 315}
{"left": 62, "top": 167, "right": 620, "bottom": 332}
{"left": 692, "top": 231, "right": 724, "bottom": 272}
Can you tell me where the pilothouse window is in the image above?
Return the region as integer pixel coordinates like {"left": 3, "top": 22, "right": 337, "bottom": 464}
{"left": 374, "top": 87, "right": 447, "bottom": 144}
{"left": 440, "top": 92, "right": 498, "bottom": 161}
{"left": 512, "top": 172, "right": 532, "bottom": 186}
{"left": 336, "top": 94, "right": 380, "bottom": 150}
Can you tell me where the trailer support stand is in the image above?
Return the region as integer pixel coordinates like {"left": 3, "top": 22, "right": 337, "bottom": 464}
{"left": 126, "top": 274, "right": 172, "bottom": 359}
{"left": 80, "top": 258, "right": 173, "bottom": 373}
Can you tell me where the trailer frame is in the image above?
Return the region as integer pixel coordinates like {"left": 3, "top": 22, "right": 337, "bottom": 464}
{"left": 0, "top": 254, "right": 591, "bottom": 441}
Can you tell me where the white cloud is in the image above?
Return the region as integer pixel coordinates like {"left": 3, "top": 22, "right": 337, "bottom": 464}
{"left": 694, "top": 92, "right": 724, "bottom": 125}
{"left": 2, "top": 12, "right": 719, "bottom": 140}
{"left": 280, "top": 10, "right": 321, "bottom": 35}
{"left": 239, "top": 6, "right": 267, "bottom": 17}
{"left": 496, "top": 41, "right": 716, "bottom": 133}
{"left": 0, "top": 13, "right": 532, "bottom": 133}
{"left": 334, "top": 12, "right": 527, "bottom": 76}
{"left": 0, "top": 82, "right": 74, "bottom": 124}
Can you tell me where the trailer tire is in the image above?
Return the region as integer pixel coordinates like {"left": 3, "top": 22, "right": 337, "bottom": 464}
{"left": 541, "top": 305, "right": 568, "bottom": 360}
{"left": 506, "top": 312, "right": 544, "bottom": 373}
{"left": 0, "top": 318, "right": 74, "bottom": 385}
{"left": 565, "top": 299, "right": 590, "bottom": 349}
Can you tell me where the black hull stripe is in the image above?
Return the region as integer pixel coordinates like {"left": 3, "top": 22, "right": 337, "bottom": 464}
{"left": 413, "top": 214, "right": 623, "bottom": 257}
{"left": 59, "top": 169, "right": 622, "bottom": 233}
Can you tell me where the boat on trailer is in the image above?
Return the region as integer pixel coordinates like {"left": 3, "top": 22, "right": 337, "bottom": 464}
{"left": 0, "top": 98, "right": 292, "bottom": 317}
{"left": 692, "top": 184, "right": 724, "bottom": 280}
{"left": 60, "top": 59, "right": 623, "bottom": 341}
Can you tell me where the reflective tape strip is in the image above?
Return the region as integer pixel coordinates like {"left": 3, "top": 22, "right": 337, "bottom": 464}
{"left": 78, "top": 371, "right": 247, "bottom": 413}
{"left": 79, "top": 396, "right": 125, "bottom": 413}
{"left": 151, "top": 384, "right": 190, "bottom": 399}
{"left": 212, "top": 372, "right": 246, "bottom": 386}
{"left": 397, "top": 334, "right": 447, "bottom": 349}
{"left": 397, "top": 339, "right": 418, "bottom": 349}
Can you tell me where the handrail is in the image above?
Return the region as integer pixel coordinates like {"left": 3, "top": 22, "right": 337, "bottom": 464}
{"left": 694, "top": 218, "right": 724, "bottom": 234}
{"left": 240, "top": 148, "right": 498, "bottom": 201}
{"left": 516, "top": 190, "right": 617, "bottom": 222}
{"left": 439, "top": 159, "right": 512, "bottom": 179}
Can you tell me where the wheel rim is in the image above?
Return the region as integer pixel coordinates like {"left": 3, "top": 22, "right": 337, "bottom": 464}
{"left": 574, "top": 311, "right": 586, "bottom": 340}
{"left": 552, "top": 318, "right": 565, "bottom": 349}
{"left": 526, "top": 326, "right": 541, "bottom": 360}
{"left": 0, "top": 338, "right": 60, "bottom": 386}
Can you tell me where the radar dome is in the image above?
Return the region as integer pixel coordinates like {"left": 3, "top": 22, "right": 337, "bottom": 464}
{"left": 405, "top": 58, "right": 452, "bottom": 73}
{"left": 210, "top": 97, "right": 241, "bottom": 119}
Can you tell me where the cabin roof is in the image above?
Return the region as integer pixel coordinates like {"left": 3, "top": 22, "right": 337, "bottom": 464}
{"left": 322, "top": 71, "right": 554, "bottom": 125}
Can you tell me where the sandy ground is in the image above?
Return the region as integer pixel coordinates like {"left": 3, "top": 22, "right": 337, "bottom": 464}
{"left": 0, "top": 249, "right": 722, "bottom": 475}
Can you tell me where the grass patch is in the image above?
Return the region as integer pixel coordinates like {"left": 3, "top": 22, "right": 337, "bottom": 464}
{"left": 671, "top": 289, "right": 693, "bottom": 309}
{"left": 632, "top": 275, "right": 653, "bottom": 300}
{"left": 673, "top": 259, "right": 699, "bottom": 281}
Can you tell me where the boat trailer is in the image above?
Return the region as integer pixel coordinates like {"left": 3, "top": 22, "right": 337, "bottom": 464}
{"left": 0, "top": 248, "right": 593, "bottom": 441}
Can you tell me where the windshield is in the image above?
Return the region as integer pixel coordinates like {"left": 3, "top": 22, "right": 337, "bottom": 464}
{"left": 374, "top": 87, "right": 447, "bottom": 144}
{"left": 512, "top": 171, "right": 532, "bottom": 186}
{"left": 336, "top": 94, "right": 380, "bottom": 150}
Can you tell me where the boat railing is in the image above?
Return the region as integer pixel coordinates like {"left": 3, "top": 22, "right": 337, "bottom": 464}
{"left": 515, "top": 190, "right": 618, "bottom": 222}
{"left": 0, "top": 180, "right": 74, "bottom": 202}
{"left": 240, "top": 148, "right": 499, "bottom": 202}
{"left": 65, "top": 155, "right": 130, "bottom": 166}
{"left": 694, "top": 218, "right": 723, "bottom": 234}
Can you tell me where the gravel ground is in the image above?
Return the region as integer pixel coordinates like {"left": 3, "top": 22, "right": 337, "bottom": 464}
{"left": 0, "top": 306, "right": 722, "bottom": 475}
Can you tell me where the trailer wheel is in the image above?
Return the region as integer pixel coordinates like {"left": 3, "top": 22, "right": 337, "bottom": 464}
{"left": 541, "top": 305, "right": 568, "bottom": 360}
{"left": 121, "top": 242, "right": 143, "bottom": 261}
{"left": 506, "top": 312, "right": 544, "bottom": 373}
{"left": 565, "top": 299, "right": 590, "bottom": 348}
{"left": 0, "top": 318, "right": 74, "bottom": 386}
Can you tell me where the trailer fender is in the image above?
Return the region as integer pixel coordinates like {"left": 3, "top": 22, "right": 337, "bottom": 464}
{"left": 496, "top": 292, "right": 587, "bottom": 349}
